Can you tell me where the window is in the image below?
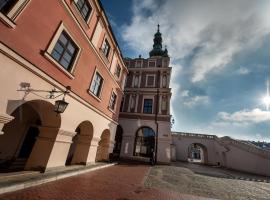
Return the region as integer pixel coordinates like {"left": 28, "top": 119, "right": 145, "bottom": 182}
{"left": 135, "top": 60, "right": 142, "bottom": 68}
{"left": 90, "top": 72, "right": 103, "bottom": 97}
{"left": 146, "top": 75, "right": 155, "bottom": 87}
{"left": 51, "top": 31, "right": 79, "bottom": 71}
{"left": 75, "top": 0, "right": 92, "bottom": 21}
{"left": 0, "top": 0, "right": 16, "bottom": 15}
{"left": 102, "top": 39, "right": 111, "bottom": 58}
{"left": 115, "top": 65, "right": 121, "bottom": 78}
{"left": 109, "top": 92, "right": 117, "bottom": 110}
{"left": 143, "top": 99, "right": 153, "bottom": 114}
{"left": 148, "top": 60, "right": 156, "bottom": 67}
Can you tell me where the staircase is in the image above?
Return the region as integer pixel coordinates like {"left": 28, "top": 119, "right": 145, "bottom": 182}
{"left": 217, "top": 137, "right": 270, "bottom": 160}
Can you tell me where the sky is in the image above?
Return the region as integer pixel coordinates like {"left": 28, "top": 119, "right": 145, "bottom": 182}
{"left": 101, "top": 0, "right": 270, "bottom": 142}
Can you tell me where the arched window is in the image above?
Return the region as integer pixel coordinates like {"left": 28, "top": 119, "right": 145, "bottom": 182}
{"left": 134, "top": 127, "right": 155, "bottom": 158}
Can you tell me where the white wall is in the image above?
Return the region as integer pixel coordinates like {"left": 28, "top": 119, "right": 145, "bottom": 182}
{"left": 172, "top": 134, "right": 270, "bottom": 176}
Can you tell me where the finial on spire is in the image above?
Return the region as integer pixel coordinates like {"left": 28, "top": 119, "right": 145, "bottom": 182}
{"left": 157, "top": 24, "right": 160, "bottom": 32}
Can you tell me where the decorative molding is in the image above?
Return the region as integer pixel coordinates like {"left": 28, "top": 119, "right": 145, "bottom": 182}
{"left": 0, "top": 13, "right": 16, "bottom": 28}
{"left": 0, "top": 113, "right": 14, "bottom": 124}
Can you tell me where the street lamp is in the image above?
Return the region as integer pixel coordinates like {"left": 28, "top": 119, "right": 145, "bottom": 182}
{"left": 54, "top": 86, "right": 71, "bottom": 114}
{"left": 18, "top": 83, "right": 71, "bottom": 114}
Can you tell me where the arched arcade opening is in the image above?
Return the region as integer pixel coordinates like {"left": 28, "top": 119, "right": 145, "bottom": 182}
{"left": 134, "top": 127, "right": 155, "bottom": 158}
{"left": 187, "top": 143, "right": 208, "bottom": 164}
{"left": 0, "top": 100, "right": 61, "bottom": 172}
{"left": 66, "top": 120, "right": 94, "bottom": 165}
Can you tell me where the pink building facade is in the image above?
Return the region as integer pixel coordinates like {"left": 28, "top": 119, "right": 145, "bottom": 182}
{"left": 0, "top": 0, "right": 128, "bottom": 171}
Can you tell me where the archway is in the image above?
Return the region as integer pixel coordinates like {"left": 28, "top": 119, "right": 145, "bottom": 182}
{"left": 96, "top": 129, "right": 110, "bottom": 162}
{"left": 113, "top": 125, "right": 123, "bottom": 156}
{"left": 66, "top": 121, "right": 93, "bottom": 165}
{"left": 187, "top": 143, "right": 208, "bottom": 164}
{"left": 134, "top": 127, "right": 155, "bottom": 158}
{"left": 0, "top": 100, "right": 61, "bottom": 172}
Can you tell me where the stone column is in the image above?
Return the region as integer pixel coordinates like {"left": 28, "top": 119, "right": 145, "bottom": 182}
{"left": 120, "top": 135, "right": 135, "bottom": 158}
{"left": 86, "top": 137, "right": 100, "bottom": 163}
{"left": 25, "top": 127, "right": 76, "bottom": 171}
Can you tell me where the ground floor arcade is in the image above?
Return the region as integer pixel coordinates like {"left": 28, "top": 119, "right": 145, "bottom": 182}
{"left": 0, "top": 44, "right": 117, "bottom": 172}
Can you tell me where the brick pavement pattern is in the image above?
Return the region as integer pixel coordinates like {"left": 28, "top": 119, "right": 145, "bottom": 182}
{"left": 0, "top": 163, "right": 209, "bottom": 200}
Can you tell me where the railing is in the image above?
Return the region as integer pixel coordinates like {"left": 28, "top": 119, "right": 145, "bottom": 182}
{"left": 172, "top": 132, "right": 270, "bottom": 159}
{"left": 172, "top": 132, "right": 216, "bottom": 139}
{"left": 218, "top": 136, "right": 270, "bottom": 159}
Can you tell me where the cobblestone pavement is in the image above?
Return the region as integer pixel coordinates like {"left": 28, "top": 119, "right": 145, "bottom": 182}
{"left": 1, "top": 162, "right": 269, "bottom": 200}
{"left": 0, "top": 162, "right": 214, "bottom": 200}
{"left": 145, "top": 162, "right": 270, "bottom": 200}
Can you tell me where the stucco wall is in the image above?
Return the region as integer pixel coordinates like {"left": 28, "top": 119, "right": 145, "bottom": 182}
{"left": 0, "top": 47, "right": 117, "bottom": 170}
{"left": 172, "top": 133, "right": 270, "bottom": 176}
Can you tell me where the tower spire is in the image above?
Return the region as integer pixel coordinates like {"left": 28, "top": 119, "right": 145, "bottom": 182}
{"left": 149, "top": 24, "right": 169, "bottom": 57}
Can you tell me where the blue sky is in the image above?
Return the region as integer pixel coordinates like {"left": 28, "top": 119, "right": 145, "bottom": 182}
{"left": 101, "top": 0, "right": 270, "bottom": 141}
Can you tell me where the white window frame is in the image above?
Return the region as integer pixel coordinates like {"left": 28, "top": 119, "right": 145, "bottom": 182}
{"left": 89, "top": 68, "right": 104, "bottom": 100}
{"left": 108, "top": 90, "right": 117, "bottom": 111}
{"left": 0, "top": 0, "right": 31, "bottom": 28}
{"left": 148, "top": 59, "right": 156, "bottom": 68}
{"left": 145, "top": 74, "right": 156, "bottom": 87}
{"left": 44, "top": 22, "right": 81, "bottom": 79}
{"left": 114, "top": 64, "right": 121, "bottom": 78}
{"left": 101, "top": 37, "right": 111, "bottom": 58}
{"left": 73, "top": 0, "right": 94, "bottom": 24}
{"left": 135, "top": 60, "right": 142, "bottom": 68}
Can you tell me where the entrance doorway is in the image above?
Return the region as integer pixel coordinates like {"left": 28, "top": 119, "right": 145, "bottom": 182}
{"left": 0, "top": 103, "right": 41, "bottom": 171}
{"left": 188, "top": 143, "right": 208, "bottom": 164}
{"left": 134, "top": 127, "right": 155, "bottom": 158}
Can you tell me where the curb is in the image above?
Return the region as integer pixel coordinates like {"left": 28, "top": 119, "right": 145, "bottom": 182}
{"left": 0, "top": 163, "right": 116, "bottom": 195}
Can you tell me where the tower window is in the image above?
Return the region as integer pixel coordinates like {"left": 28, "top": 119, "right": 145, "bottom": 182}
{"left": 146, "top": 75, "right": 155, "bottom": 87}
{"left": 148, "top": 60, "right": 156, "bottom": 67}
{"left": 143, "top": 99, "right": 153, "bottom": 114}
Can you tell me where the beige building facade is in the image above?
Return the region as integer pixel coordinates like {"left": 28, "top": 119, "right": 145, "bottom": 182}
{"left": 119, "top": 26, "right": 172, "bottom": 163}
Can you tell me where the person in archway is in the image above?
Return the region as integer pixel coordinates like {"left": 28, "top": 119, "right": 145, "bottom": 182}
{"left": 150, "top": 147, "right": 155, "bottom": 166}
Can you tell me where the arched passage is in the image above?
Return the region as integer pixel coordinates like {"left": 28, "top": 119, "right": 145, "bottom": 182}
{"left": 0, "top": 100, "right": 61, "bottom": 172}
{"left": 187, "top": 143, "right": 208, "bottom": 164}
{"left": 113, "top": 125, "right": 123, "bottom": 156}
{"left": 96, "top": 129, "right": 110, "bottom": 162}
{"left": 66, "top": 121, "right": 93, "bottom": 165}
{"left": 134, "top": 127, "right": 155, "bottom": 158}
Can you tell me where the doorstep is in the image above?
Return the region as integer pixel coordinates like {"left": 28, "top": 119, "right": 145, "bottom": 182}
{"left": 0, "top": 162, "right": 116, "bottom": 195}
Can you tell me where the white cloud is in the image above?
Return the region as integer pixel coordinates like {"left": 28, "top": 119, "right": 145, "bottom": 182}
{"left": 179, "top": 90, "right": 209, "bottom": 108}
{"left": 237, "top": 67, "right": 250, "bottom": 75}
{"left": 122, "top": 0, "right": 270, "bottom": 82}
{"left": 217, "top": 108, "right": 270, "bottom": 124}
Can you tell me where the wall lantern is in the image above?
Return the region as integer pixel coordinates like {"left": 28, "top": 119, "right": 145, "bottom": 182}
{"left": 18, "top": 83, "right": 71, "bottom": 114}
{"left": 54, "top": 86, "right": 71, "bottom": 114}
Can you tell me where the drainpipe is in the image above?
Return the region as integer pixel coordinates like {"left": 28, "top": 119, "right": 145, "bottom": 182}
{"left": 155, "top": 70, "right": 161, "bottom": 164}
